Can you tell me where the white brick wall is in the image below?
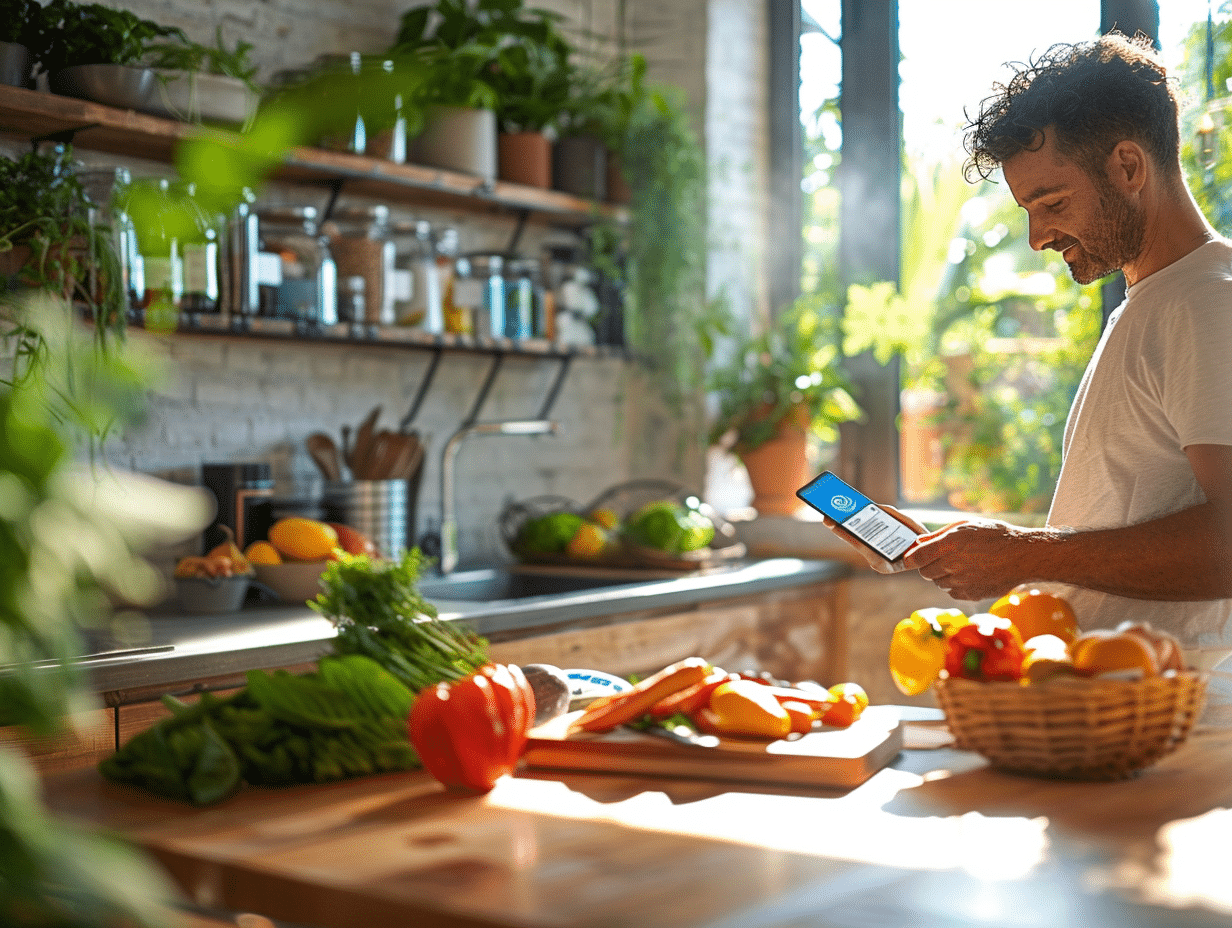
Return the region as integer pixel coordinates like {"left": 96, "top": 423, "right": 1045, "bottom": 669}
{"left": 49, "top": 0, "right": 769, "bottom": 567}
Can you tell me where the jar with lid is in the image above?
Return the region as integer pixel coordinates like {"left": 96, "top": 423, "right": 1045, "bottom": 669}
{"left": 128, "top": 177, "right": 183, "bottom": 328}
{"left": 255, "top": 205, "right": 337, "bottom": 325}
{"left": 505, "top": 257, "right": 544, "bottom": 339}
{"left": 391, "top": 220, "right": 443, "bottom": 332}
{"left": 180, "top": 182, "right": 222, "bottom": 313}
{"left": 77, "top": 165, "right": 139, "bottom": 317}
{"left": 454, "top": 253, "right": 505, "bottom": 338}
{"left": 325, "top": 205, "right": 394, "bottom": 325}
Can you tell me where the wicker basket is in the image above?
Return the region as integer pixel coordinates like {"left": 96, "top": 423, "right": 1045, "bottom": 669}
{"left": 935, "top": 671, "right": 1207, "bottom": 780}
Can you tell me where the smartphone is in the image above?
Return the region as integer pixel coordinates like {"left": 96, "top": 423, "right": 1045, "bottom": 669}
{"left": 796, "top": 471, "right": 921, "bottom": 562}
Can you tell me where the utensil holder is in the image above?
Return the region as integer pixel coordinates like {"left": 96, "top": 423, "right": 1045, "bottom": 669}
{"left": 323, "top": 477, "right": 419, "bottom": 559}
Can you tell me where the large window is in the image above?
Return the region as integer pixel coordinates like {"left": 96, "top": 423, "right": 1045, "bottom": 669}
{"left": 798, "top": 0, "right": 1219, "bottom": 518}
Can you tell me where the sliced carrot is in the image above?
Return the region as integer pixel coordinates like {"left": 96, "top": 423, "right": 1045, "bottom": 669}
{"left": 570, "top": 657, "right": 711, "bottom": 733}
{"left": 649, "top": 670, "right": 733, "bottom": 718}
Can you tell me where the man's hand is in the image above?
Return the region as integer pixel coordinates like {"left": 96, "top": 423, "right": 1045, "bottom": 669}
{"left": 822, "top": 505, "right": 927, "bottom": 574}
{"left": 902, "top": 518, "right": 1034, "bottom": 601}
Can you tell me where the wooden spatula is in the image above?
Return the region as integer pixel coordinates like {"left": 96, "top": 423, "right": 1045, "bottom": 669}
{"left": 306, "top": 432, "right": 342, "bottom": 481}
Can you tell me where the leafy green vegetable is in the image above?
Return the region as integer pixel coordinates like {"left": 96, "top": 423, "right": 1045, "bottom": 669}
{"left": 99, "top": 655, "right": 419, "bottom": 803}
{"left": 311, "top": 550, "right": 490, "bottom": 692}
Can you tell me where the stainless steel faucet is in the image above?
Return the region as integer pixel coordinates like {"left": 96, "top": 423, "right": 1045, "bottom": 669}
{"left": 438, "top": 419, "right": 559, "bottom": 574}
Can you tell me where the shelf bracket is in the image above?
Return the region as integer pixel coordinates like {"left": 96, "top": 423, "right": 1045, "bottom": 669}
{"left": 506, "top": 208, "right": 530, "bottom": 255}
{"left": 537, "top": 354, "right": 572, "bottom": 420}
{"left": 32, "top": 125, "right": 94, "bottom": 150}
{"left": 398, "top": 346, "right": 443, "bottom": 432}
{"left": 460, "top": 351, "right": 506, "bottom": 428}
{"left": 319, "top": 177, "right": 346, "bottom": 224}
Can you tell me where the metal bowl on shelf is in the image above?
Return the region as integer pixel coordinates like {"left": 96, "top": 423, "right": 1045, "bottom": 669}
{"left": 48, "top": 64, "right": 156, "bottom": 111}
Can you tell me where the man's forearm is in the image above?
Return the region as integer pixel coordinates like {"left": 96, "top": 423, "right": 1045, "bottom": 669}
{"left": 1025, "top": 502, "right": 1232, "bottom": 601}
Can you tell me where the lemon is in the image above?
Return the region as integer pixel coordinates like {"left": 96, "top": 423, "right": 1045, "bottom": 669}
{"left": 588, "top": 508, "right": 620, "bottom": 531}
{"left": 244, "top": 540, "right": 283, "bottom": 566}
{"left": 267, "top": 517, "right": 338, "bottom": 562}
{"left": 566, "top": 522, "right": 610, "bottom": 559}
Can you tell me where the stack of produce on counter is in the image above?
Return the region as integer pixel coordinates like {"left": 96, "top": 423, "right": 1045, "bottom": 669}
{"left": 511, "top": 497, "right": 719, "bottom": 563}
{"left": 101, "top": 548, "right": 874, "bottom": 803}
{"left": 101, "top": 550, "right": 490, "bottom": 804}
{"left": 172, "top": 525, "right": 254, "bottom": 579}
{"left": 888, "top": 585, "right": 1188, "bottom": 694}
{"left": 243, "top": 516, "right": 379, "bottom": 566}
{"left": 568, "top": 657, "right": 871, "bottom": 738}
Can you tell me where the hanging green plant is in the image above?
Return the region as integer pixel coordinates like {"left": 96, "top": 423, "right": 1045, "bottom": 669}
{"left": 0, "top": 145, "right": 126, "bottom": 357}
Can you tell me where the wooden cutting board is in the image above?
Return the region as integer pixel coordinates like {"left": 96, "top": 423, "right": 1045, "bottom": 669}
{"left": 523, "top": 704, "right": 904, "bottom": 790}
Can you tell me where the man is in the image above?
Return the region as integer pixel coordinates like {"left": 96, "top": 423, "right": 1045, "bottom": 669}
{"left": 850, "top": 33, "right": 1232, "bottom": 711}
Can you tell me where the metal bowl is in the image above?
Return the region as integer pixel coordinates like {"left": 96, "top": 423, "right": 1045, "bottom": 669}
{"left": 0, "top": 41, "right": 31, "bottom": 88}
{"left": 174, "top": 574, "right": 251, "bottom": 615}
{"left": 49, "top": 64, "right": 156, "bottom": 111}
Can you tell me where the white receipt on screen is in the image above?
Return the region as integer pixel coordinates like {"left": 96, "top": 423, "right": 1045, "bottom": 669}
{"left": 843, "top": 505, "right": 919, "bottom": 560}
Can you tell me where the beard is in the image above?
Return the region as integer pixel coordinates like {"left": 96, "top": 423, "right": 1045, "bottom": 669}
{"left": 1062, "top": 180, "right": 1146, "bottom": 285}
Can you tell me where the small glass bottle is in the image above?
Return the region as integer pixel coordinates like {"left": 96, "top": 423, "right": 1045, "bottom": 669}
{"left": 339, "top": 274, "right": 366, "bottom": 323}
{"left": 454, "top": 253, "right": 504, "bottom": 338}
{"left": 131, "top": 178, "right": 183, "bottom": 331}
{"left": 392, "top": 219, "right": 443, "bottom": 332}
{"left": 181, "top": 183, "right": 221, "bottom": 313}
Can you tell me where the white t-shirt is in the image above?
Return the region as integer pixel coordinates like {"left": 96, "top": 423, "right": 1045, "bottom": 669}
{"left": 1048, "top": 240, "right": 1232, "bottom": 646}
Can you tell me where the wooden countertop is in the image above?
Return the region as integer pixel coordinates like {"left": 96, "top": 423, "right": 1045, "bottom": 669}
{"left": 41, "top": 717, "right": 1232, "bottom": 928}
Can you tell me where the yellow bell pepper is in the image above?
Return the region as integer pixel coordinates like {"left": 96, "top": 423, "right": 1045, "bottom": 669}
{"left": 888, "top": 608, "right": 970, "bottom": 695}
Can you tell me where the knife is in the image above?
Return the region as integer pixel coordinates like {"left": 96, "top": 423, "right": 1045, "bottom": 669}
{"left": 623, "top": 722, "right": 720, "bottom": 749}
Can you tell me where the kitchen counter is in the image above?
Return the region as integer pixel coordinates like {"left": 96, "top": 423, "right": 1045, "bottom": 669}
{"left": 85, "top": 558, "right": 850, "bottom": 699}
{"left": 41, "top": 712, "right": 1232, "bottom": 928}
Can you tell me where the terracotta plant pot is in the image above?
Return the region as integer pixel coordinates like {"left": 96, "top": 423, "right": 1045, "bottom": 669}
{"left": 738, "top": 408, "right": 813, "bottom": 517}
{"left": 498, "top": 130, "right": 551, "bottom": 188}
{"left": 606, "top": 150, "right": 632, "bottom": 204}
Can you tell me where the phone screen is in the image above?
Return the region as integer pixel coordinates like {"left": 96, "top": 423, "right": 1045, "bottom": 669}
{"left": 796, "top": 471, "right": 920, "bottom": 561}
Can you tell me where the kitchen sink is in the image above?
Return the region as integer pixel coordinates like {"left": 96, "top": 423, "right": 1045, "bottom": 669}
{"left": 418, "top": 567, "right": 647, "bottom": 602}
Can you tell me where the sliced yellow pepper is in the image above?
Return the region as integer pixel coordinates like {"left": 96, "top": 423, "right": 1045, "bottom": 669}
{"left": 888, "top": 608, "right": 970, "bottom": 695}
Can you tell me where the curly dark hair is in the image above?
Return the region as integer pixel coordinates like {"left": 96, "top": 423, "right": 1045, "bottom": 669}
{"left": 964, "top": 32, "right": 1182, "bottom": 182}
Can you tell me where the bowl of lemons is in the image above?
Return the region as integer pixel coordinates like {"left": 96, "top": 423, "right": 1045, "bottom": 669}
{"left": 246, "top": 517, "right": 338, "bottom": 604}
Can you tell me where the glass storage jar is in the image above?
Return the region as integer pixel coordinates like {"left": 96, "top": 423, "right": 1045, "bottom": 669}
{"left": 326, "top": 205, "right": 394, "bottom": 325}
{"left": 390, "top": 219, "right": 442, "bottom": 331}
{"left": 453, "top": 252, "right": 505, "bottom": 338}
{"left": 255, "top": 205, "right": 337, "bottom": 325}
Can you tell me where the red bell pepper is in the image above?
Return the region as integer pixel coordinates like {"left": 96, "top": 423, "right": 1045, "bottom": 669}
{"left": 408, "top": 663, "right": 537, "bottom": 792}
{"left": 944, "top": 616, "right": 1025, "bottom": 682}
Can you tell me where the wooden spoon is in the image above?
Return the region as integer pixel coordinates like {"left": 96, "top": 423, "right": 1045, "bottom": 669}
{"left": 351, "top": 406, "right": 382, "bottom": 478}
{"left": 306, "top": 432, "right": 342, "bottom": 481}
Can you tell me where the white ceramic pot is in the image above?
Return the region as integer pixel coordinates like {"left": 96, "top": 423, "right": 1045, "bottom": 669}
{"left": 412, "top": 105, "right": 497, "bottom": 183}
{"left": 148, "top": 70, "right": 258, "bottom": 125}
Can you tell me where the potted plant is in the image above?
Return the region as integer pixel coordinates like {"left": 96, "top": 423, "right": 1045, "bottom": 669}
{"left": 551, "top": 60, "right": 620, "bottom": 200}
{"left": 142, "top": 26, "right": 261, "bottom": 127}
{"left": 482, "top": 4, "right": 574, "bottom": 188}
{"left": 0, "top": 0, "right": 46, "bottom": 86}
{"left": 707, "top": 295, "right": 862, "bottom": 516}
{"left": 391, "top": 2, "right": 509, "bottom": 182}
{"left": 0, "top": 144, "right": 126, "bottom": 343}
{"left": 36, "top": 0, "right": 185, "bottom": 109}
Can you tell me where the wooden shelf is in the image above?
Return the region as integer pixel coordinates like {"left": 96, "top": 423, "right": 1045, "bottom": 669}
{"left": 0, "top": 84, "right": 626, "bottom": 227}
